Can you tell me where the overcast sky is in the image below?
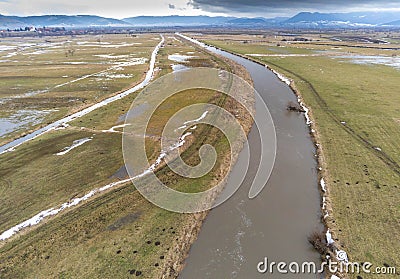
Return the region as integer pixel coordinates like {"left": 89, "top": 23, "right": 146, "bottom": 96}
{"left": 0, "top": 0, "right": 400, "bottom": 18}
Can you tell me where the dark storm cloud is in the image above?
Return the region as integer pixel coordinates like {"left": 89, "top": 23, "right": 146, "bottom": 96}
{"left": 169, "top": 3, "right": 176, "bottom": 9}
{"left": 188, "top": 0, "right": 400, "bottom": 15}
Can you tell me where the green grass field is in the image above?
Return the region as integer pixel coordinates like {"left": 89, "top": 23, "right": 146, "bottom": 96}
{"left": 197, "top": 32, "right": 400, "bottom": 278}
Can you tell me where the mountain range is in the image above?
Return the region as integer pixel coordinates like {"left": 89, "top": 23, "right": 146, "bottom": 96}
{"left": 0, "top": 11, "right": 399, "bottom": 30}
{"left": 0, "top": 15, "right": 128, "bottom": 29}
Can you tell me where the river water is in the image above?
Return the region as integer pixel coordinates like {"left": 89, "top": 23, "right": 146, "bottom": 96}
{"left": 179, "top": 37, "right": 323, "bottom": 279}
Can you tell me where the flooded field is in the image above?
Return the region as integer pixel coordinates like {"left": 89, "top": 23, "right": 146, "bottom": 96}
{"left": 0, "top": 34, "right": 160, "bottom": 144}
{"left": 334, "top": 55, "right": 400, "bottom": 69}
{"left": 0, "top": 109, "right": 53, "bottom": 137}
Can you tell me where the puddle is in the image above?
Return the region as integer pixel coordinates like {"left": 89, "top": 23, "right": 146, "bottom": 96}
{"left": 267, "top": 47, "right": 289, "bottom": 54}
{"left": 110, "top": 165, "right": 129, "bottom": 180}
{"left": 12, "top": 89, "right": 49, "bottom": 99}
{"left": 94, "top": 54, "right": 135, "bottom": 59}
{"left": 0, "top": 109, "right": 52, "bottom": 137}
{"left": 334, "top": 55, "right": 400, "bottom": 70}
{"left": 171, "top": 64, "right": 190, "bottom": 72}
{"left": 168, "top": 53, "right": 196, "bottom": 62}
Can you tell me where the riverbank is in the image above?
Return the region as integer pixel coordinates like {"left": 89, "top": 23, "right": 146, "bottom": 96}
{"left": 195, "top": 37, "right": 349, "bottom": 277}
{"left": 178, "top": 34, "right": 322, "bottom": 279}
{"left": 159, "top": 40, "right": 256, "bottom": 278}
{"left": 198, "top": 33, "right": 400, "bottom": 278}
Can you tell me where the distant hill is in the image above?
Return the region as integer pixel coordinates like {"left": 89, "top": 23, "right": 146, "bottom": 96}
{"left": 0, "top": 12, "right": 399, "bottom": 30}
{"left": 0, "top": 14, "right": 129, "bottom": 29}
{"left": 285, "top": 12, "right": 340, "bottom": 23}
{"left": 122, "top": 15, "right": 234, "bottom": 26}
{"left": 383, "top": 20, "right": 400, "bottom": 26}
{"left": 0, "top": 14, "right": 25, "bottom": 29}
{"left": 338, "top": 12, "right": 400, "bottom": 25}
{"left": 227, "top": 18, "right": 266, "bottom": 25}
{"left": 283, "top": 11, "right": 400, "bottom": 27}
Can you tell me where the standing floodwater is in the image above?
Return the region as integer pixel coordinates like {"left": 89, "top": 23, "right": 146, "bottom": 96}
{"left": 179, "top": 42, "right": 322, "bottom": 278}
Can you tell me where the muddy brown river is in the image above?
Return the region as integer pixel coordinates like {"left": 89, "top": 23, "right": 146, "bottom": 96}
{"left": 179, "top": 40, "right": 323, "bottom": 278}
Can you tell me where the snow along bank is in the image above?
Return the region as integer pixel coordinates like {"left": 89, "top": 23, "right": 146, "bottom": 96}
{"left": 0, "top": 129, "right": 191, "bottom": 241}
{"left": 55, "top": 137, "right": 92, "bottom": 156}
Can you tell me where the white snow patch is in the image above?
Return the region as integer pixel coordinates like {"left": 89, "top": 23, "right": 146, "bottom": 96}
{"left": 63, "top": 62, "right": 87, "bottom": 65}
{"left": 177, "top": 125, "right": 187, "bottom": 130}
{"left": 96, "top": 73, "right": 133, "bottom": 80}
{"left": 54, "top": 123, "right": 69, "bottom": 130}
{"left": 326, "top": 229, "right": 335, "bottom": 245}
{"left": 270, "top": 68, "right": 291, "bottom": 85}
{"left": 0, "top": 177, "right": 130, "bottom": 241}
{"left": 77, "top": 41, "right": 111, "bottom": 45}
{"left": 94, "top": 54, "right": 132, "bottom": 59}
{"left": 56, "top": 58, "right": 145, "bottom": 88}
{"left": 184, "top": 111, "right": 208, "bottom": 125}
{"left": 100, "top": 43, "right": 141, "bottom": 48}
{"left": 168, "top": 53, "right": 196, "bottom": 62}
{"left": 25, "top": 50, "right": 52, "bottom": 55}
{"left": 102, "top": 124, "right": 131, "bottom": 133}
{"left": 0, "top": 101, "right": 198, "bottom": 242}
{"left": 0, "top": 45, "right": 16, "bottom": 52}
{"left": 300, "top": 103, "right": 312, "bottom": 125}
{"left": 55, "top": 137, "right": 92, "bottom": 156}
{"left": 320, "top": 178, "right": 327, "bottom": 192}
{"left": 3, "top": 52, "right": 17, "bottom": 58}
{"left": 171, "top": 64, "right": 190, "bottom": 72}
